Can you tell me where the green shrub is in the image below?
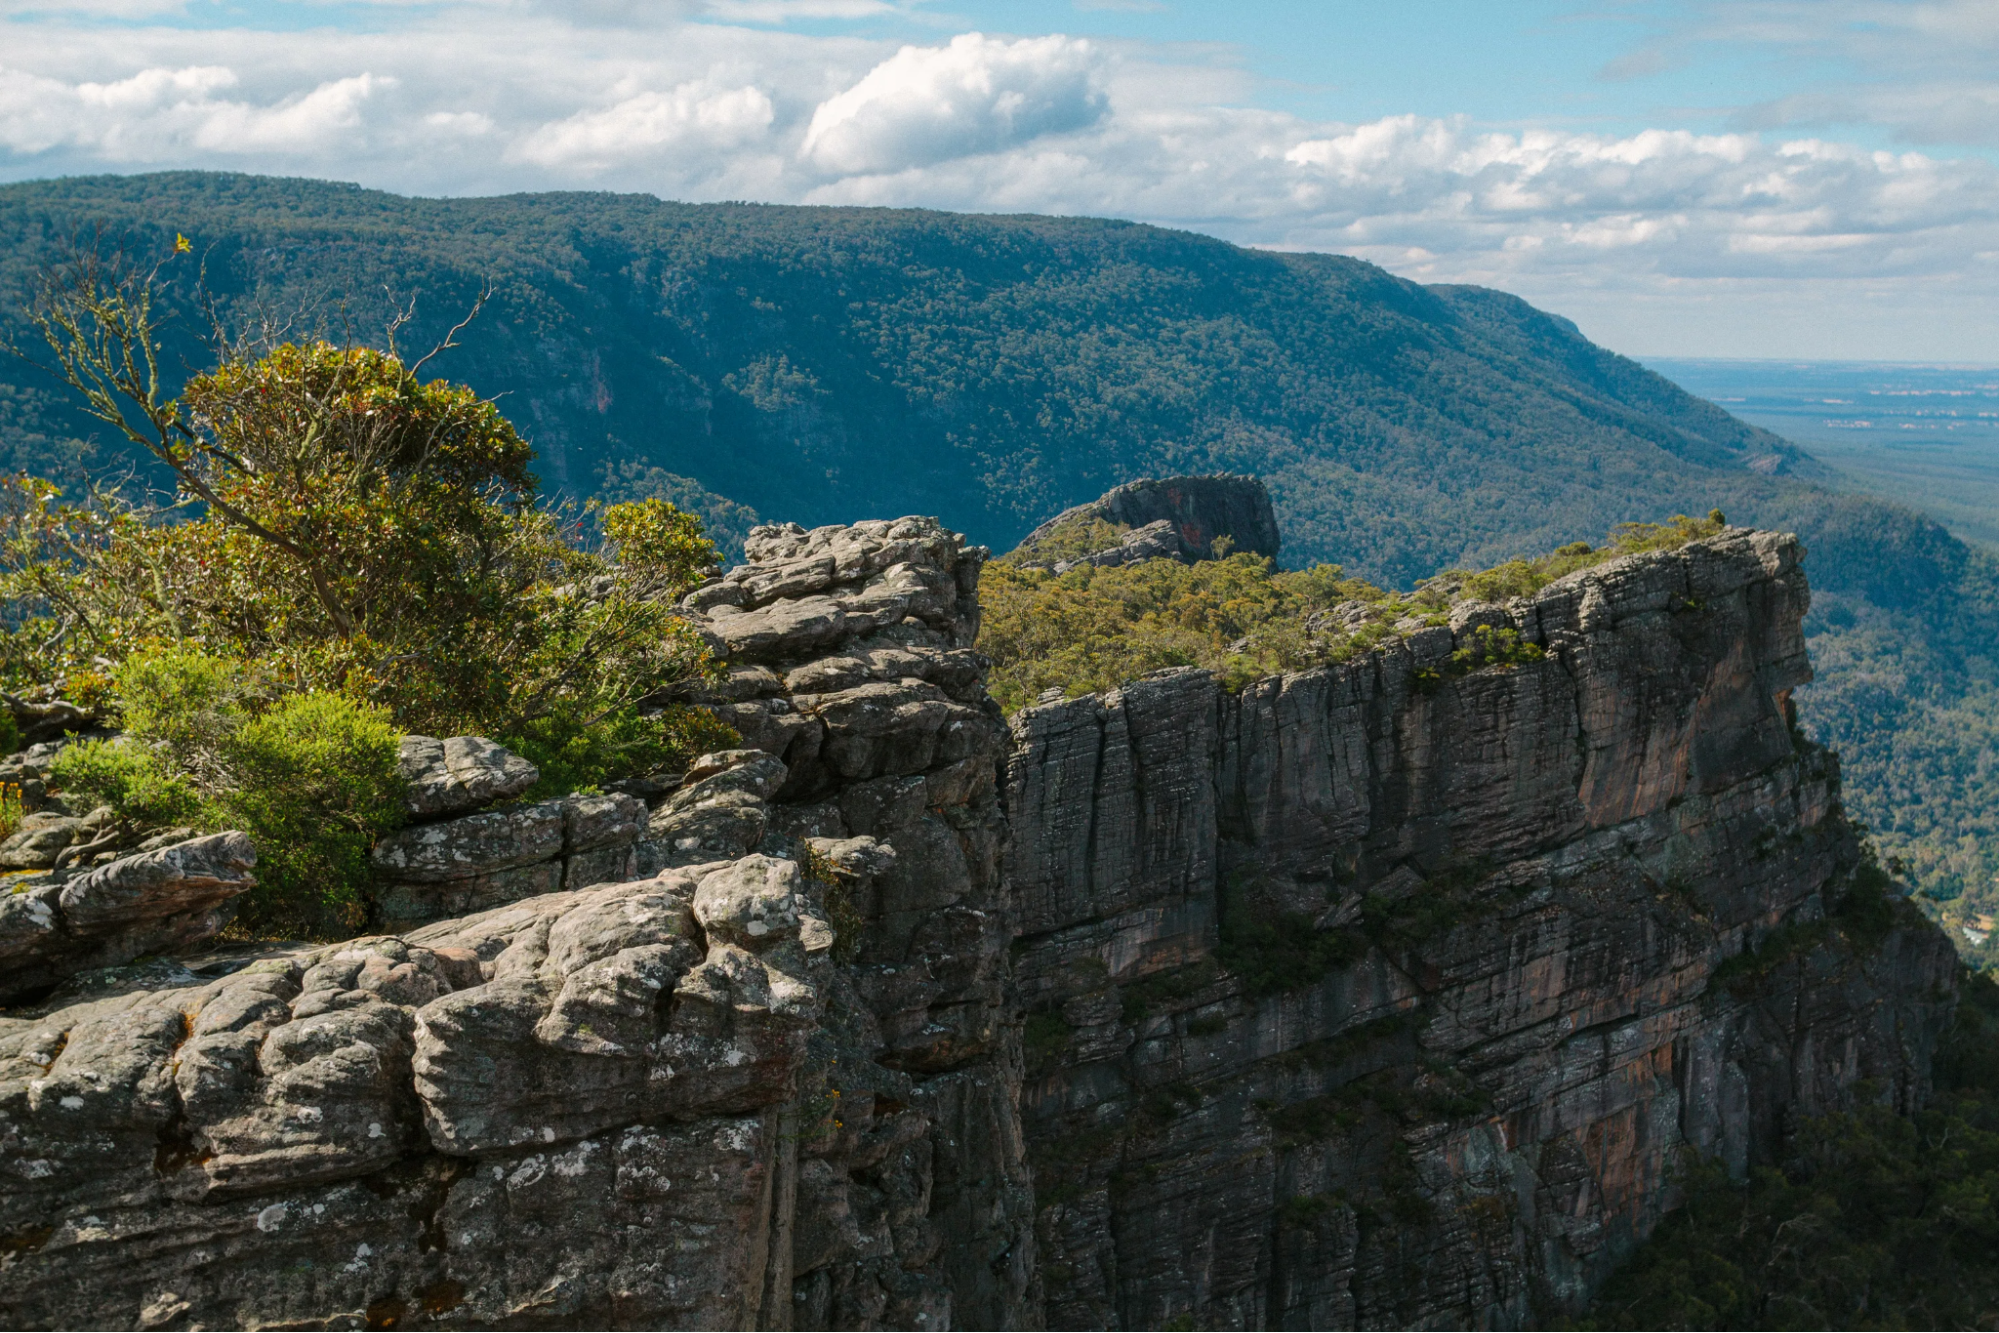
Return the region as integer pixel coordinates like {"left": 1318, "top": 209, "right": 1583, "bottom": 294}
{"left": 1216, "top": 878, "right": 1367, "bottom": 998}
{"left": 979, "top": 513, "right": 1729, "bottom": 716}
{"left": 216, "top": 692, "right": 403, "bottom": 936}
{"left": 1004, "top": 514, "right": 1131, "bottom": 566}
{"left": 505, "top": 702, "right": 738, "bottom": 801}
{"left": 111, "top": 646, "right": 252, "bottom": 786}
{"left": 49, "top": 738, "right": 202, "bottom": 828}
{"left": 0, "top": 709, "right": 19, "bottom": 756}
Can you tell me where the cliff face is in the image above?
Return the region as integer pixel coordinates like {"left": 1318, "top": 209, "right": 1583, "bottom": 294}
{"left": 1007, "top": 527, "right": 1957, "bottom": 1328}
{"left": 0, "top": 517, "right": 1035, "bottom": 1331}
{"left": 0, "top": 518, "right": 1958, "bottom": 1331}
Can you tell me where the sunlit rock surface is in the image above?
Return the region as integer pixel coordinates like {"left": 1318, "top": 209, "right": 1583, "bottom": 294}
{"left": 1006, "top": 528, "right": 1957, "bottom": 1329}
{"left": 0, "top": 517, "right": 1959, "bottom": 1331}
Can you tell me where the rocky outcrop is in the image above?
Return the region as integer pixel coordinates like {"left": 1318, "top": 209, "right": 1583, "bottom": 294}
{"left": 0, "top": 517, "right": 1036, "bottom": 1332}
{"left": 398, "top": 735, "right": 540, "bottom": 821}
{"left": 1006, "top": 528, "right": 1957, "bottom": 1328}
{"left": 1013, "top": 474, "right": 1280, "bottom": 570}
{"left": 0, "top": 850, "right": 841, "bottom": 1329}
{"left": 366, "top": 734, "right": 658, "bottom": 929}
{"left": 369, "top": 790, "right": 650, "bottom": 928}
{"left": 0, "top": 513, "right": 1960, "bottom": 1332}
{"left": 0, "top": 833, "right": 257, "bottom": 1005}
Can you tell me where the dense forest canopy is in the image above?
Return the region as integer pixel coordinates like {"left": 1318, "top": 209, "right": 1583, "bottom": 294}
{"left": 1, "top": 171, "right": 1996, "bottom": 954}
{"left": 0, "top": 171, "right": 1810, "bottom": 581}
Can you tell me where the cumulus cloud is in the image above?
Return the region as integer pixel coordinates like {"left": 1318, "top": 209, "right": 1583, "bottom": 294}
{"left": 516, "top": 82, "right": 774, "bottom": 171}
{"left": 0, "top": 64, "right": 387, "bottom": 159}
{"left": 800, "top": 32, "right": 1106, "bottom": 175}
{"left": 1, "top": 9, "right": 1997, "bottom": 354}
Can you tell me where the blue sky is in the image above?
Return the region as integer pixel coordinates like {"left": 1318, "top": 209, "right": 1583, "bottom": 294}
{"left": 3, "top": 0, "right": 1996, "bottom": 361}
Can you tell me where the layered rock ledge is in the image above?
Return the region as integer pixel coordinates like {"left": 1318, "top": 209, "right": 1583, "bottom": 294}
{"left": 0, "top": 515, "right": 1961, "bottom": 1331}
{"left": 1007, "top": 527, "right": 1957, "bottom": 1328}
{"left": 1, "top": 516, "right": 1034, "bottom": 1332}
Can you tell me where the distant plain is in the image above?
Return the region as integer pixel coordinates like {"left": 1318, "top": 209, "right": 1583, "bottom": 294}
{"left": 1651, "top": 358, "right": 1999, "bottom": 547}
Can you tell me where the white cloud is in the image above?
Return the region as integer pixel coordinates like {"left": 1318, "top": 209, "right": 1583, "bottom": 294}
{"left": 800, "top": 31, "right": 1106, "bottom": 174}
{"left": 0, "top": 64, "right": 388, "bottom": 159}
{"left": 516, "top": 82, "right": 774, "bottom": 171}
{"left": 0, "top": 10, "right": 1997, "bottom": 356}
{"left": 1624, "top": 0, "right": 1999, "bottom": 150}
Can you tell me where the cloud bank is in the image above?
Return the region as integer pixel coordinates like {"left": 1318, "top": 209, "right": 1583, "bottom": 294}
{"left": 0, "top": 7, "right": 1994, "bottom": 358}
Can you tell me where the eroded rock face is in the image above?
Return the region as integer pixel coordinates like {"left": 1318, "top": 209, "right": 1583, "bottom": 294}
{"left": 1007, "top": 528, "right": 1959, "bottom": 1329}
{"left": 0, "top": 515, "right": 1036, "bottom": 1332}
{"left": 369, "top": 790, "right": 651, "bottom": 927}
{"left": 672, "top": 515, "right": 1037, "bottom": 1328}
{"left": 0, "top": 832, "right": 258, "bottom": 1004}
{"left": 0, "top": 517, "right": 1960, "bottom": 1332}
{"left": 0, "top": 857, "right": 835, "bottom": 1329}
{"left": 1012, "top": 474, "right": 1281, "bottom": 570}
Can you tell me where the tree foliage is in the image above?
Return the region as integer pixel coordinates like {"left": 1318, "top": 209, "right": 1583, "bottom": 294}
{"left": 977, "top": 514, "right": 1728, "bottom": 715}
{"left": 5, "top": 240, "right": 731, "bottom": 931}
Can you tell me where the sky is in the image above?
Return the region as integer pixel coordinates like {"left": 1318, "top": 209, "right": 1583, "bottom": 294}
{"left": 2, "top": 0, "right": 1997, "bottom": 361}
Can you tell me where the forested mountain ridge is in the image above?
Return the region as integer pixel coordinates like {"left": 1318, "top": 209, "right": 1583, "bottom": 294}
{"left": 0, "top": 171, "right": 1809, "bottom": 583}
{"left": 0, "top": 171, "right": 1995, "bottom": 942}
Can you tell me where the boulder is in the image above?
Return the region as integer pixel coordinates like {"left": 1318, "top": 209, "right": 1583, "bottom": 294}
{"left": 0, "top": 831, "right": 258, "bottom": 1003}
{"left": 1011, "top": 473, "right": 1281, "bottom": 569}
{"left": 398, "top": 734, "right": 539, "bottom": 820}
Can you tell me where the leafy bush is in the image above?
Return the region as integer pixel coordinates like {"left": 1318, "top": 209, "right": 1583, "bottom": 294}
{"left": 1433, "top": 511, "right": 1728, "bottom": 605}
{"left": 216, "top": 692, "right": 403, "bottom": 935}
{"left": 0, "top": 249, "right": 733, "bottom": 935}
{"left": 6, "top": 253, "right": 719, "bottom": 766}
{"left": 50, "top": 738, "right": 202, "bottom": 829}
{"left": 1006, "top": 514, "right": 1131, "bottom": 566}
{"left": 109, "top": 645, "right": 254, "bottom": 788}
{"left": 1216, "top": 889, "right": 1366, "bottom": 998}
{"left": 48, "top": 652, "right": 404, "bottom": 932}
{"left": 978, "top": 514, "right": 1730, "bottom": 715}
{"left": 978, "top": 552, "right": 1383, "bottom": 712}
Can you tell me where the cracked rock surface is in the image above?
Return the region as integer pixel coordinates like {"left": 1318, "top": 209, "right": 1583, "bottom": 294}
{"left": 1006, "top": 528, "right": 1959, "bottom": 1329}
{"left": 0, "top": 517, "right": 1965, "bottom": 1332}
{"left": 1, "top": 515, "right": 1034, "bottom": 1332}
{"left": 0, "top": 832, "right": 258, "bottom": 1005}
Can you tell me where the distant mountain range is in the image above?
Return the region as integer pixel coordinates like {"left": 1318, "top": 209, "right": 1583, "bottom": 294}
{"left": 0, "top": 171, "right": 1994, "bottom": 956}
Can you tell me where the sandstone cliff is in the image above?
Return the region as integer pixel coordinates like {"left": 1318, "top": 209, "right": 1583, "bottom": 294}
{"left": 1007, "top": 526, "right": 1956, "bottom": 1328}
{"left": 0, "top": 514, "right": 1958, "bottom": 1331}
{"left": 1, "top": 517, "right": 1034, "bottom": 1331}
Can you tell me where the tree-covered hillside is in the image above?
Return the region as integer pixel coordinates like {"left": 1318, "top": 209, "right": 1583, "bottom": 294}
{"left": 0, "top": 171, "right": 1813, "bottom": 582}
{"left": 0, "top": 172, "right": 1993, "bottom": 947}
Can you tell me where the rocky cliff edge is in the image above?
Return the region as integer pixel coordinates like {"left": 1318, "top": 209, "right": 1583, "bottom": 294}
{"left": 0, "top": 518, "right": 1959, "bottom": 1331}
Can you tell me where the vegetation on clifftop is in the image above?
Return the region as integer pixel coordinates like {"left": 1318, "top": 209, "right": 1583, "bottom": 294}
{"left": 977, "top": 512, "right": 1727, "bottom": 714}
{"left": 1, "top": 243, "right": 731, "bottom": 931}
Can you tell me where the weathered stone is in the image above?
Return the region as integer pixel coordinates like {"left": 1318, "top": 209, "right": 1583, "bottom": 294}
{"left": 0, "top": 810, "right": 85, "bottom": 868}
{"left": 370, "top": 792, "right": 650, "bottom": 923}
{"left": 369, "top": 800, "right": 565, "bottom": 883}
{"left": 0, "top": 831, "right": 258, "bottom": 1004}
{"left": 398, "top": 734, "right": 541, "bottom": 820}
